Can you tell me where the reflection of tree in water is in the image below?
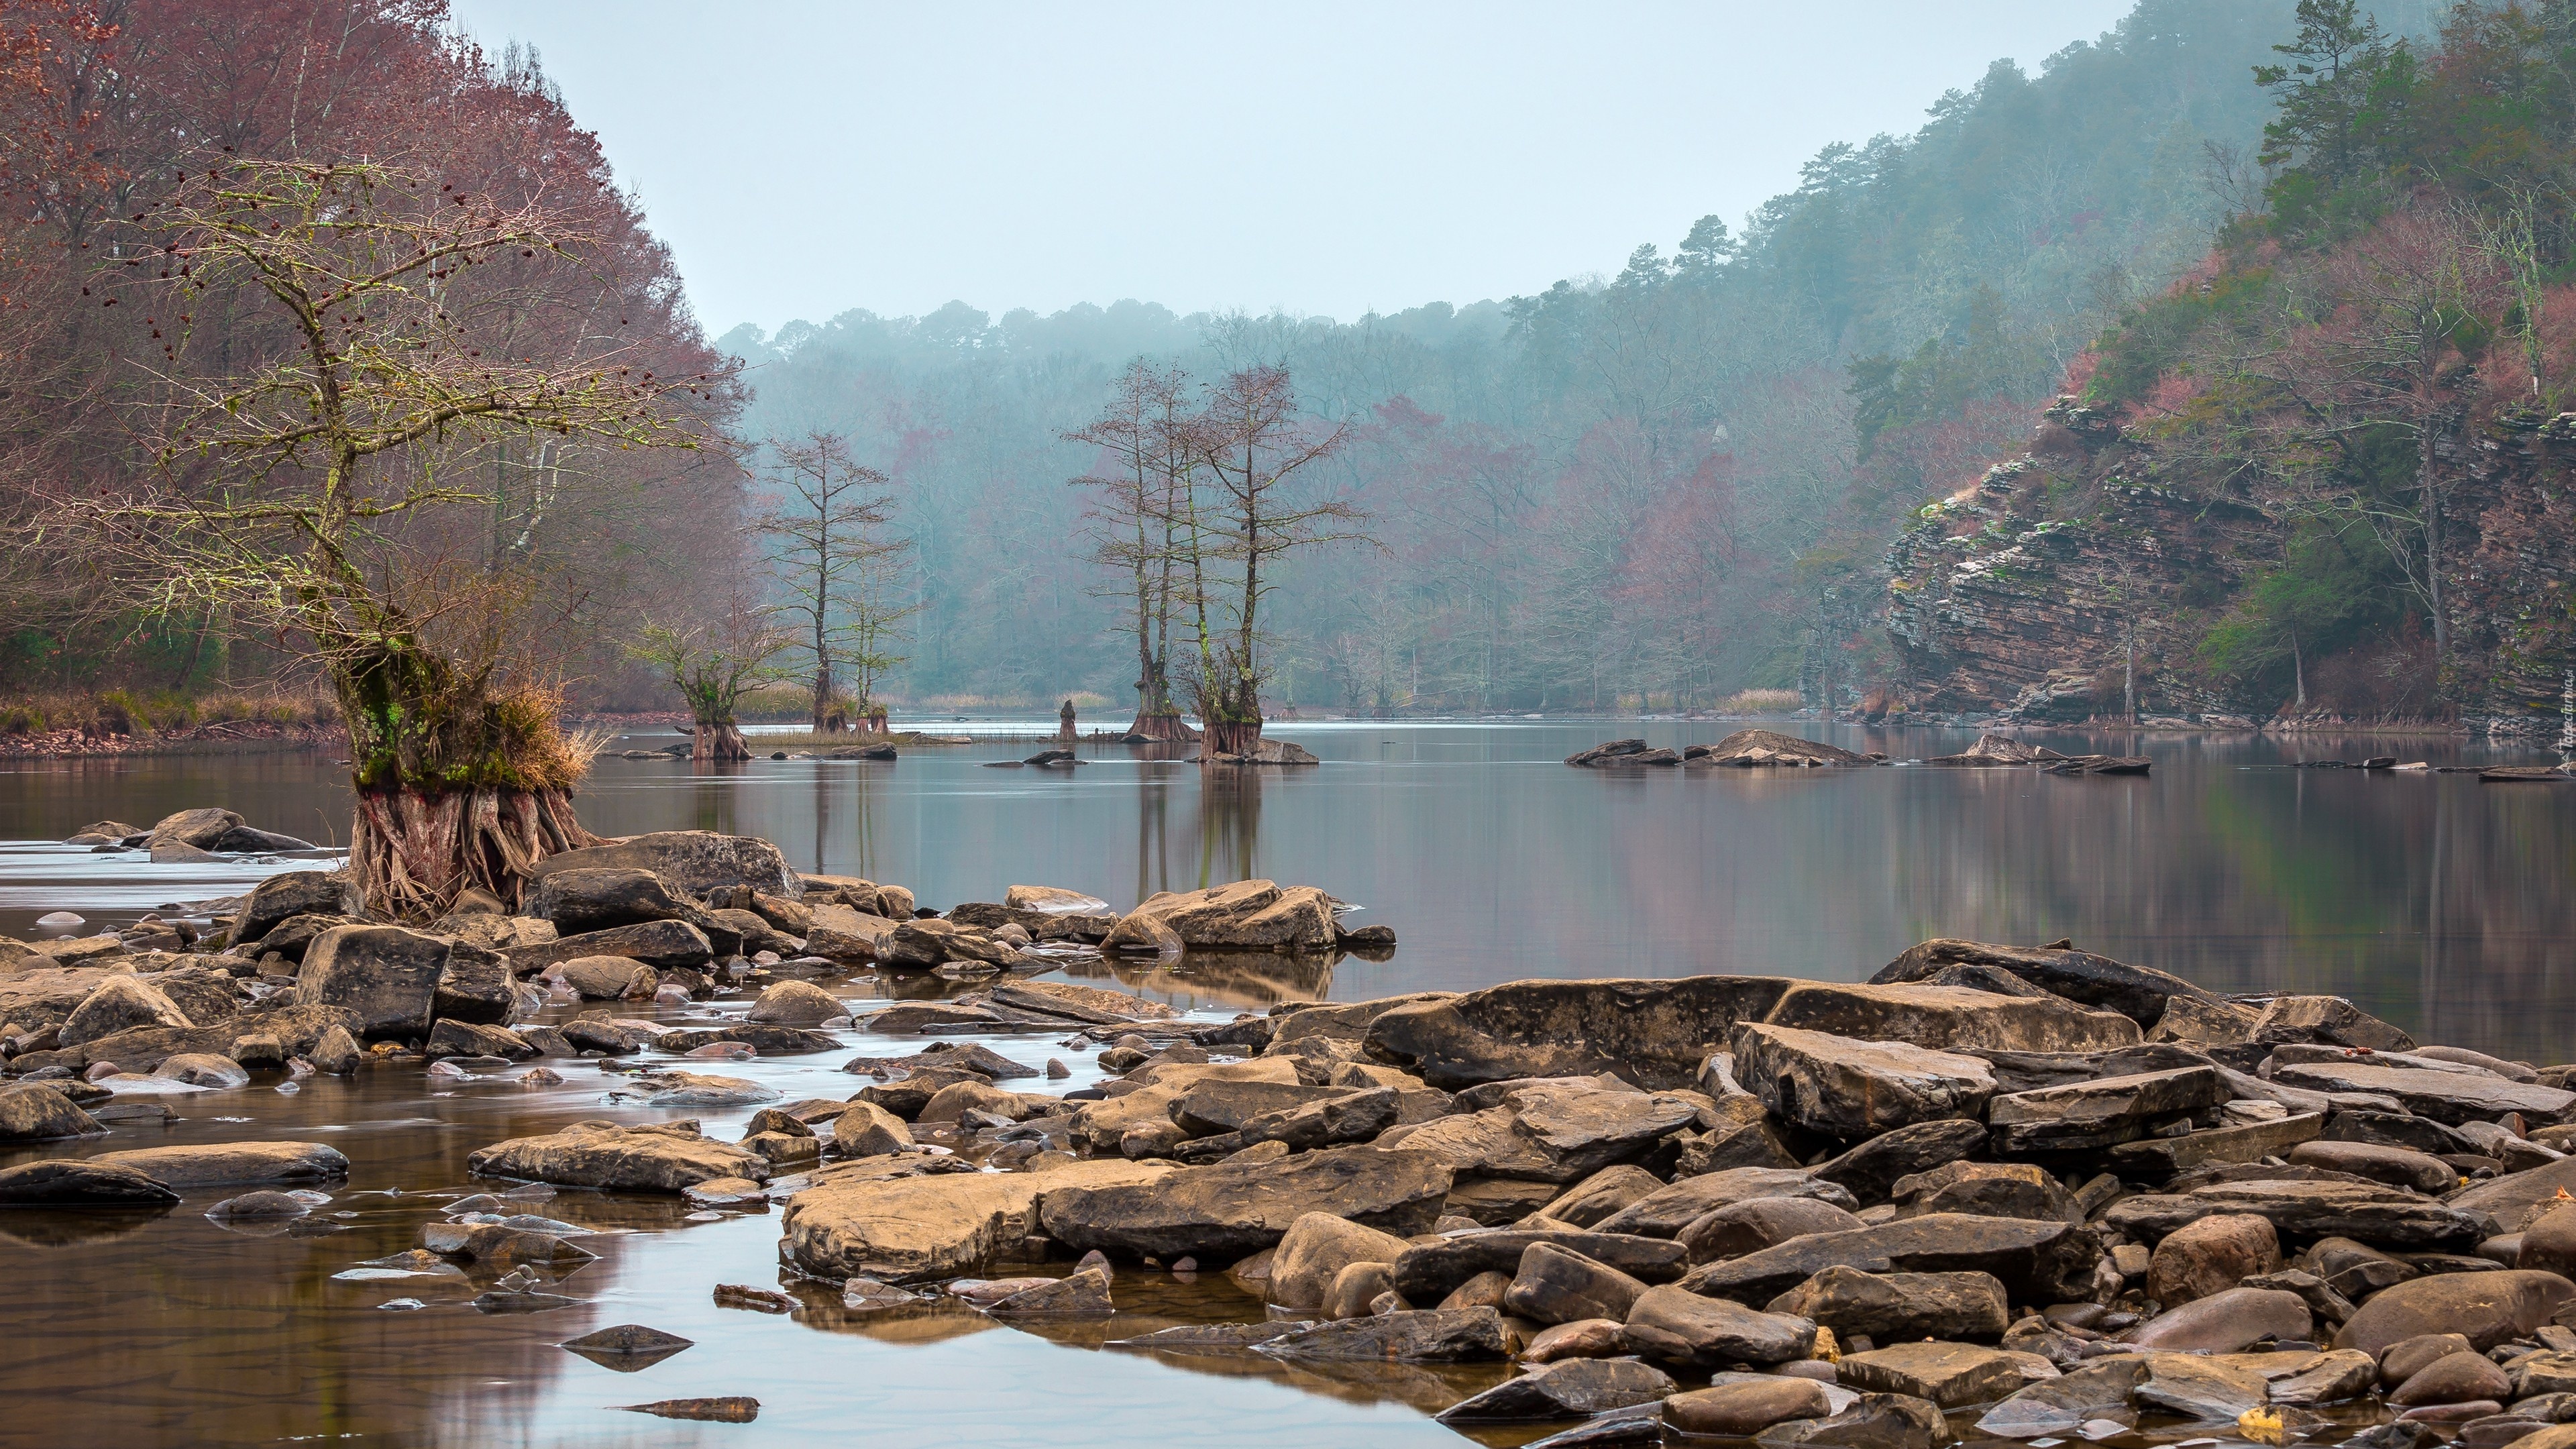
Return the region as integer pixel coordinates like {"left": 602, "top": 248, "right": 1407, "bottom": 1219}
{"left": 1197, "top": 763, "right": 1263, "bottom": 888}
{"left": 1131, "top": 757, "right": 1183, "bottom": 904}
{"left": 687, "top": 761, "right": 737, "bottom": 835}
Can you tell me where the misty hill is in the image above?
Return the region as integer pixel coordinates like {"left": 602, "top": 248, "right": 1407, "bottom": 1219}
{"left": 718, "top": 0, "right": 2314, "bottom": 710}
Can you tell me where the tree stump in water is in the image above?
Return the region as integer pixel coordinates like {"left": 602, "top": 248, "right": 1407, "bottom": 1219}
{"left": 351, "top": 785, "right": 596, "bottom": 918}
{"left": 694, "top": 723, "right": 751, "bottom": 761}
{"left": 1201, "top": 718, "right": 1263, "bottom": 760}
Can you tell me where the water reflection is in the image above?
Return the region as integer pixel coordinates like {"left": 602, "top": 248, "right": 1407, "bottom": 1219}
{"left": 5, "top": 722, "right": 2574, "bottom": 1055}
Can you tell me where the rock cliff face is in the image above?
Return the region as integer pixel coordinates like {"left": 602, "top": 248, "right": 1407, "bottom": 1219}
{"left": 1879, "top": 398, "right": 2576, "bottom": 739}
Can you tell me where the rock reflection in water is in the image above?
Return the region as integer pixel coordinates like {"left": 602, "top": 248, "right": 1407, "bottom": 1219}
{"left": 0, "top": 961, "right": 1484, "bottom": 1448}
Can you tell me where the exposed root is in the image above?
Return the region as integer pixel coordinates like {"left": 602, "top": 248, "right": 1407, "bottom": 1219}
{"left": 350, "top": 785, "right": 598, "bottom": 920}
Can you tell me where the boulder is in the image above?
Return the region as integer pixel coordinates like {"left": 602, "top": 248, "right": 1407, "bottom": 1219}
{"left": 1267, "top": 1212, "right": 1415, "bottom": 1313}
{"left": 828, "top": 1102, "right": 914, "bottom": 1158}
{"left": 0, "top": 1158, "right": 178, "bottom": 1203}
{"left": 0, "top": 1082, "right": 103, "bottom": 1140}
{"left": 2452, "top": 1158, "right": 2576, "bottom": 1234}
{"left": 1869, "top": 938, "right": 2214, "bottom": 1026}
{"left": 2133, "top": 1352, "right": 2268, "bottom": 1420}
{"left": 1622, "top": 1283, "right": 1818, "bottom": 1366}
{"left": 557, "top": 957, "right": 660, "bottom": 1000}
{"left": 1837, "top": 1341, "right": 2027, "bottom": 1409}
{"left": 1756, "top": 1393, "right": 1947, "bottom": 1449}
{"left": 2147, "top": 1213, "right": 2281, "bottom": 1305}
{"left": 2271, "top": 1061, "right": 2573, "bottom": 1126}
{"left": 803, "top": 904, "right": 902, "bottom": 963}
{"left": 468, "top": 1121, "right": 772, "bottom": 1191}
{"left": 2337, "top": 1271, "right": 2576, "bottom": 1356}
{"left": 227, "top": 871, "right": 354, "bottom": 948}
{"left": 299, "top": 925, "right": 451, "bottom": 1038}
{"left": 2123, "top": 1287, "right": 2312, "bottom": 1351}
{"left": 1665, "top": 1377, "right": 1835, "bottom": 1436}
{"left": 1760, "top": 981, "right": 2141, "bottom": 1053}
{"left": 983, "top": 1267, "right": 1114, "bottom": 1317}
{"left": 156, "top": 1052, "right": 251, "bottom": 1087}
{"left": 2108, "top": 1112, "right": 2327, "bottom": 1177}
{"left": 1254, "top": 1306, "right": 1509, "bottom": 1362}
{"left": 1102, "top": 880, "right": 1336, "bottom": 954}
{"left": 1683, "top": 1214, "right": 2102, "bottom": 1307}
{"left": 1390, "top": 1230, "right": 1689, "bottom": 1303}
{"left": 58, "top": 976, "right": 193, "bottom": 1048}
{"left": 1984, "top": 1065, "right": 2229, "bottom": 1153}
{"left": 745, "top": 980, "right": 843, "bottom": 1026}
{"left": 1439, "top": 1358, "right": 1679, "bottom": 1423}
{"left": 1596, "top": 1167, "right": 1858, "bottom": 1238}
{"left": 431, "top": 949, "right": 514, "bottom": 1026}
{"left": 1682, "top": 1198, "right": 1868, "bottom": 1264}
{"left": 1815, "top": 1120, "right": 1991, "bottom": 1203}
{"left": 1731, "top": 1023, "right": 1997, "bottom": 1140}
{"left": 2149, "top": 994, "right": 2264, "bottom": 1046}
{"left": 1364, "top": 976, "right": 1794, "bottom": 1089}
{"left": 87, "top": 1140, "right": 348, "bottom": 1187}
{"left": 514, "top": 921, "right": 714, "bottom": 974}
{"left": 425, "top": 1020, "right": 535, "bottom": 1059}
{"left": 1975, "top": 1359, "right": 2147, "bottom": 1437}
{"left": 784, "top": 1158, "right": 1171, "bottom": 1279}
{"left": 2268, "top": 1348, "right": 2379, "bottom": 1407}
{"left": 146, "top": 806, "right": 244, "bottom": 849}
{"left": 2288, "top": 1140, "right": 2456, "bottom": 1194}
{"left": 1767, "top": 1267, "right": 2009, "bottom": 1342}
{"left": 1506, "top": 1242, "right": 1650, "bottom": 1325}
{"left": 2390, "top": 1352, "right": 2514, "bottom": 1407}
{"left": 1889, "top": 1161, "right": 2078, "bottom": 1224}
{"left": 1544, "top": 1165, "right": 1677, "bottom": 1229}
{"left": 1038, "top": 1145, "right": 1452, "bottom": 1259}
{"left": 2104, "top": 1179, "right": 2489, "bottom": 1248}
{"left": 525, "top": 830, "right": 796, "bottom": 899}
{"left": 2253, "top": 996, "right": 2415, "bottom": 1051}
{"left": 526, "top": 867, "right": 712, "bottom": 936}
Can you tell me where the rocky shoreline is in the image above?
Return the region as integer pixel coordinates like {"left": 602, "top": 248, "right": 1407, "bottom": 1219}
{"left": 5, "top": 817, "right": 2576, "bottom": 1445}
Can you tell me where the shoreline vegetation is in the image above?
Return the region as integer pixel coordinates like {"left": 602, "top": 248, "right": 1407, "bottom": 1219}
{"left": 0, "top": 698, "right": 2540, "bottom": 763}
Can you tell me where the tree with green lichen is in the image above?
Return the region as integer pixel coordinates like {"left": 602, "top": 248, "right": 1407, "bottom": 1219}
{"left": 41, "top": 159, "right": 718, "bottom": 916}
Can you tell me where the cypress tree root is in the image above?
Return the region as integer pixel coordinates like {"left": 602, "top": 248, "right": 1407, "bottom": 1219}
{"left": 350, "top": 784, "right": 596, "bottom": 919}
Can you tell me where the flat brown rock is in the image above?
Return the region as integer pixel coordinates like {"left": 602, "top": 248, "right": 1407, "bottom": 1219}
{"left": 782, "top": 1158, "right": 1171, "bottom": 1279}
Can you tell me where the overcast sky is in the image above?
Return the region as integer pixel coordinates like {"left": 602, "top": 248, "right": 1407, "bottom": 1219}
{"left": 445, "top": 1, "right": 2140, "bottom": 335}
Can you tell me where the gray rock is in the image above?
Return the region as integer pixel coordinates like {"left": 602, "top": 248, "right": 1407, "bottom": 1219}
{"left": 299, "top": 925, "right": 450, "bottom": 1038}
{"left": 1364, "top": 975, "right": 1794, "bottom": 1089}
{"left": 1622, "top": 1283, "right": 1818, "bottom": 1366}
{"left": 1985, "top": 1065, "right": 2228, "bottom": 1153}
{"left": 2133, "top": 1352, "right": 2268, "bottom": 1420}
{"left": 1975, "top": 1359, "right": 2146, "bottom": 1438}
{"left": 2253, "top": 996, "right": 2415, "bottom": 1050}
{"left": 1255, "top": 1306, "right": 1509, "bottom": 1362}
{"left": 1837, "top": 1341, "right": 2028, "bottom": 1409}
{"left": 1595, "top": 1167, "right": 1860, "bottom": 1238}
{"left": 227, "top": 871, "right": 356, "bottom": 949}
{"left": 526, "top": 831, "right": 796, "bottom": 899}
{"left": 1037, "top": 1144, "right": 1452, "bottom": 1259}
{"left": 1437, "top": 1358, "right": 1678, "bottom": 1423}
{"left": 1504, "top": 1242, "right": 1650, "bottom": 1325}
{"left": 431, "top": 949, "right": 515, "bottom": 1026}
{"left": 2102, "top": 1178, "right": 2489, "bottom": 1248}
{"left": 2337, "top": 1270, "right": 2576, "bottom": 1356}
{"left": 58, "top": 976, "right": 192, "bottom": 1048}
{"left": 1758, "top": 980, "right": 2140, "bottom": 1053}
{"left": 1815, "top": 1120, "right": 1992, "bottom": 1203}
{"left": 1682, "top": 1198, "right": 1868, "bottom": 1265}
{"left": 0, "top": 1158, "right": 178, "bottom": 1203}
{"left": 0, "top": 1082, "right": 103, "bottom": 1140}
{"left": 511, "top": 920, "right": 714, "bottom": 974}
{"left": 2272, "top": 1061, "right": 2572, "bottom": 1126}
{"left": 2121, "top": 1286, "right": 2311, "bottom": 1351}
{"left": 1682, "top": 1213, "right": 2102, "bottom": 1307}
{"left": 1869, "top": 938, "right": 2214, "bottom": 1025}
{"left": 1389, "top": 1230, "right": 1689, "bottom": 1303}
{"left": 1766, "top": 1267, "right": 2008, "bottom": 1342}
{"left": 1732, "top": 1024, "right": 1996, "bottom": 1140}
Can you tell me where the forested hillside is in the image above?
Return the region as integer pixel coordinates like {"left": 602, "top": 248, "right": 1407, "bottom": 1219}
{"left": 722, "top": 0, "right": 2307, "bottom": 712}
{"left": 1890, "top": 0, "right": 2576, "bottom": 737}
{"left": 0, "top": 0, "right": 739, "bottom": 715}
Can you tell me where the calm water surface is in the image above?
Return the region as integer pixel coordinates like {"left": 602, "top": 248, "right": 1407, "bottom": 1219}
{"left": 0, "top": 718, "right": 2569, "bottom": 1448}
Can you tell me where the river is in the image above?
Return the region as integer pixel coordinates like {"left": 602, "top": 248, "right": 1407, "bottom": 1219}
{"left": 0, "top": 718, "right": 2566, "bottom": 1447}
